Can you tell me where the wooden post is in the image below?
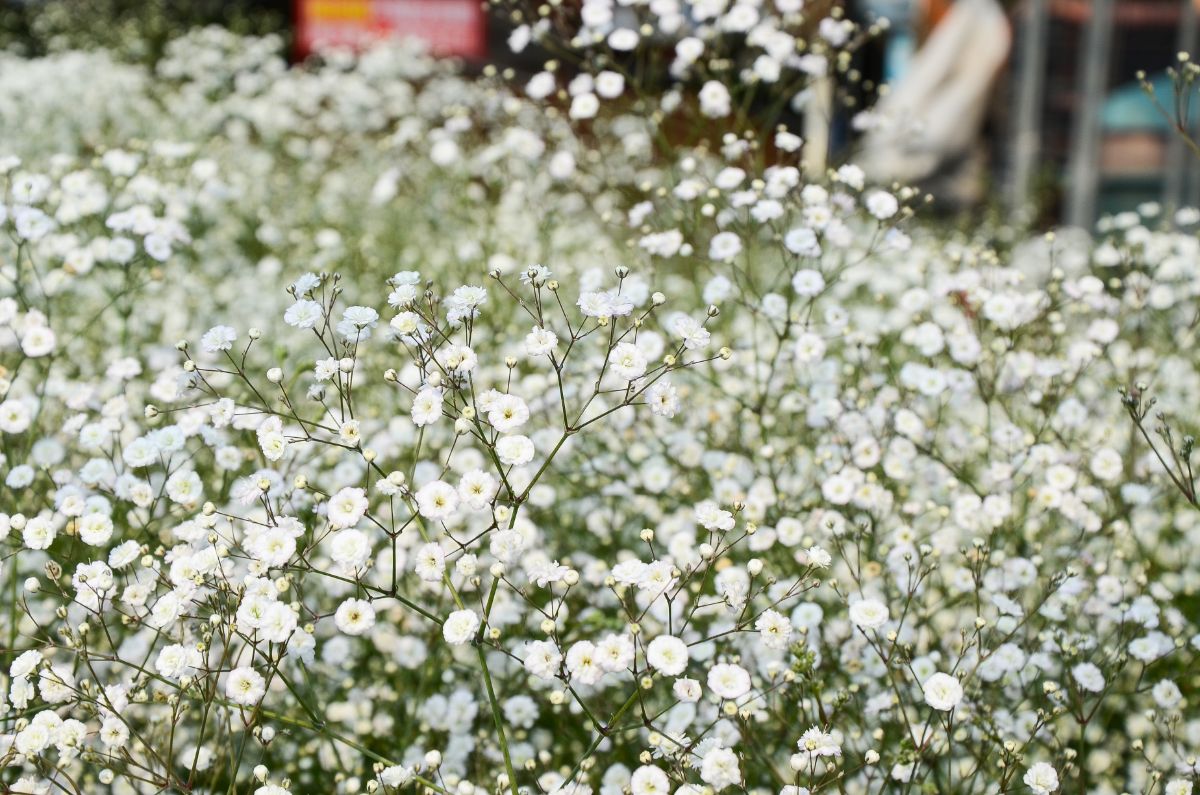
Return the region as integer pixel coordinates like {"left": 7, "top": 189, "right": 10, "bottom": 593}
{"left": 1009, "top": 0, "right": 1050, "bottom": 214}
{"left": 803, "top": 76, "right": 834, "bottom": 179}
{"left": 1065, "top": 0, "right": 1115, "bottom": 229}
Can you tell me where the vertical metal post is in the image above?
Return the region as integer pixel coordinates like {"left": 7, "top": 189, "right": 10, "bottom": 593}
{"left": 1065, "top": 0, "right": 1115, "bottom": 229}
{"left": 1165, "top": 0, "right": 1199, "bottom": 212}
{"left": 1009, "top": 0, "right": 1050, "bottom": 214}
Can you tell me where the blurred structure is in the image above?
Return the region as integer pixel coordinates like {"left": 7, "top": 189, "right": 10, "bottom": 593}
{"left": 853, "top": 0, "right": 1189, "bottom": 224}
{"left": 3, "top": 0, "right": 1191, "bottom": 226}
{"left": 294, "top": 0, "right": 486, "bottom": 58}
{"left": 1004, "top": 0, "right": 1191, "bottom": 224}
{"left": 855, "top": 0, "right": 1011, "bottom": 205}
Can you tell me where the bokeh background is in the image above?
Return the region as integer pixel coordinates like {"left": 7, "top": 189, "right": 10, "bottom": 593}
{"left": 0, "top": 0, "right": 1186, "bottom": 227}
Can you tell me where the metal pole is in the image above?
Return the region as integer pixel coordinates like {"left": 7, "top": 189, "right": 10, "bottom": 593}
{"left": 1009, "top": 0, "right": 1050, "bottom": 214}
{"left": 1165, "top": 0, "right": 1199, "bottom": 212}
{"left": 1065, "top": 0, "right": 1115, "bottom": 229}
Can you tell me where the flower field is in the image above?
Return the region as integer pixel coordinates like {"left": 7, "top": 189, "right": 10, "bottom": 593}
{"left": 1, "top": 11, "right": 1200, "bottom": 795}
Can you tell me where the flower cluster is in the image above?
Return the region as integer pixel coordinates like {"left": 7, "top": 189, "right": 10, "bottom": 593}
{"left": 0, "top": 17, "right": 1198, "bottom": 795}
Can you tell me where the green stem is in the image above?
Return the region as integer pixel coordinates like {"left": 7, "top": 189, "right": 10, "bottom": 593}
{"left": 477, "top": 644, "right": 520, "bottom": 795}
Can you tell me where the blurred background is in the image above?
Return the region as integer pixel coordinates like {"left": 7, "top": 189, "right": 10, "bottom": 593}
{"left": 0, "top": 0, "right": 1187, "bottom": 227}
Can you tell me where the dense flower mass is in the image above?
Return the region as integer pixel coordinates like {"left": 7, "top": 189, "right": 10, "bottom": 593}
{"left": 1, "top": 12, "right": 1200, "bottom": 795}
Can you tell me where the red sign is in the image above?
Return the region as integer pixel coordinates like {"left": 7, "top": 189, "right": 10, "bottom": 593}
{"left": 296, "top": 0, "right": 488, "bottom": 59}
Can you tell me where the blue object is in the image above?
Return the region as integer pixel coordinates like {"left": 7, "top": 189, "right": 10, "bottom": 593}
{"left": 1102, "top": 73, "right": 1200, "bottom": 133}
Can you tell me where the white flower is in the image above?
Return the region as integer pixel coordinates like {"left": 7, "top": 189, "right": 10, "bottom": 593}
{"left": 381, "top": 766, "right": 415, "bottom": 787}
{"left": 1071, "top": 662, "right": 1105, "bottom": 693}
{"left": 865, "top": 190, "right": 899, "bottom": 219}
{"left": 923, "top": 672, "right": 964, "bottom": 711}
{"left": 416, "top": 480, "right": 459, "bottom": 520}
{"left": 412, "top": 387, "right": 444, "bottom": 427}
{"left": 570, "top": 93, "right": 599, "bottom": 120}
{"left": 23, "top": 516, "right": 56, "bottom": 550}
{"left": 608, "top": 28, "right": 639, "bottom": 50}
{"left": 849, "top": 599, "right": 889, "bottom": 631}
{"left": 330, "top": 528, "right": 371, "bottom": 571}
{"left": 522, "top": 640, "right": 562, "bottom": 679}
{"left": 526, "top": 71, "right": 556, "bottom": 100}
{"left": 0, "top": 400, "right": 31, "bottom": 433}
{"left": 805, "top": 546, "right": 832, "bottom": 568}
{"left": 327, "top": 487, "right": 368, "bottom": 529}
{"left": 495, "top": 435, "right": 535, "bottom": 467}
{"left": 487, "top": 394, "right": 530, "bottom": 432}
{"left": 334, "top": 598, "right": 376, "bottom": 636}
{"left": 415, "top": 542, "right": 447, "bottom": 582}
{"left": 630, "top": 766, "right": 670, "bottom": 795}
{"left": 21, "top": 326, "right": 56, "bottom": 357}
{"left": 707, "top": 663, "right": 751, "bottom": 700}
{"left": 695, "top": 501, "right": 735, "bottom": 531}
{"left": 755, "top": 609, "right": 792, "bottom": 649}
{"left": 99, "top": 716, "right": 130, "bottom": 748}
{"left": 337, "top": 305, "right": 379, "bottom": 339}
{"left": 673, "top": 315, "right": 710, "bottom": 350}
{"left": 647, "top": 381, "right": 680, "bottom": 417}
{"left": 1023, "top": 763, "right": 1059, "bottom": 795}
{"left": 791, "top": 269, "right": 826, "bottom": 297}
{"left": 448, "top": 473, "right": 488, "bottom": 512}
{"left": 700, "top": 748, "right": 741, "bottom": 791}
{"left": 201, "top": 325, "right": 237, "bottom": 353}
{"left": 699, "top": 80, "right": 731, "bottom": 118}
{"left": 165, "top": 469, "right": 202, "bottom": 505}
{"left": 709, "top": 231, "right": 743, "bottom": 262}
{"left": 284, "top": 300, "right": 323, "bottom": 328}
{"left": 155, "top": 644, "right": 202, "bottom": 680}
{"left": 225, "top": 667, "right": 266, "bottom": 706}
{"left": 595, "top": 70, "right": 625, "bottom": 98}
{"left": 673, "top": 677, "right": 702, "bottom": 702}
{"left": 77, "top": 513, "right": 113, "bottom": 546}
{"left": 443, "top": 609, "right": 480, "bottom": 645}
{"left": 796, "top": 726, "right": 841, "bottom": 760}
{"left": 785, "top": 227, "right": 822, "bottom": 257}
{"left": 646, "top": 635, "right": 689, "bottom": 676}
{"left": 524, "top": 326, "right": 559, "bottom": 357}
{"left": 610, "top": 343, "right": 647, "bottom": 381}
